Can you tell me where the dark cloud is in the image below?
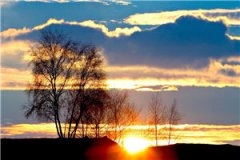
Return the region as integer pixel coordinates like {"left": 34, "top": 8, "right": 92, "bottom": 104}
{"left": 135, "top": 85, "right": 178, "bottom": 92}
{"left": 106, "top": 16, "right": 239, "bottom": 68}
{"left": 219, "top": 68, "right": 239, "bottom": 77}
{"left": 1, "top": 52, "right": 27, "bottom": 69}
{"left": 18, "top": 24, "right": 107, "bottom": 44}
{"left": 13, "top": 16, "right": 240, "bottom": 69}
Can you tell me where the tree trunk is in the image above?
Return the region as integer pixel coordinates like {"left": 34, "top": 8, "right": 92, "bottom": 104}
{"left": 114, "top": 124, "right": 117, "bottom": 141}
{"left": 54, "top": 117, "right": 61, "bottom": 138}
{"left": 168, "top": 124, "right": 172, "bottom": 145}
{"left": 81, "top": 121, "right": 85, "bottom": 137}
{"left": 155, "top": 123, "right": 158, "bottom": 146}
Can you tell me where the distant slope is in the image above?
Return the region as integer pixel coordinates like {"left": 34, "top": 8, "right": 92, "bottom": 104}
{"left": 1, "top": 137, "right": 121, "bottom": 160}
{"left": 144, "top": 143, "right": 240, "bottom": 160}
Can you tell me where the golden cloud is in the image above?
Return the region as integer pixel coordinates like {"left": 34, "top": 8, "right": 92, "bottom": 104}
{"left": 69, "top": 20, "right": 141, "bottom": 37}
{"left": 33, "top": 18, "right": 65, "bottom": 30}
{"left": 0, "top": 18, "right": 141, "bottom": 39}
{"left": 1, "top": 67, "right": 32, "bottom": 90}
{"left": 1, "top": 123, "right": 57, "bottom": 138}
{"left": 1, "top": 123, "right": 239, "bottom": 145}
{"left": 105, "top": 57, "right": 240, "bottom": 90}
{"left": 124, "top": 9, "right": 240, "bottom": 27}
{"left": 1, "top": 50, "right": 239, "bottom": 90}
{"left": 1, "top": 40, "right": 31, "bottom": 55}
{"left": 0, "top": 40, "right": 33, "bottom": 70}
{"left": 226, "top": 34, "right": 240, "bottom": 40}
{"left": 0, "top": 28, "right": 31, "bottom": 39}
{"left": 135, "top": 86, "right": 178, "bottom": 92}
{"left": 0, "top": 18, "right": 64, "bottom": 40}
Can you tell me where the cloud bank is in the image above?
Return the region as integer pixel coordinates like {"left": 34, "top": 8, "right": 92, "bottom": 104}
{"left": 124, "top": 9, "right": 240, "bottom": 27}
{"left": 1, "top": 15, "right": 239, "bottom": 90}
{"left": 2, "top": 16, "right": 238, "bottom": 68}
{"left": 1, "top": 18, "right": 141, "bottom": 39}
{"left": 1, "top": 56, "right": 240, "bottom": 90}
{"left": 1, "top": 123, "right": 239, "bottom": 146}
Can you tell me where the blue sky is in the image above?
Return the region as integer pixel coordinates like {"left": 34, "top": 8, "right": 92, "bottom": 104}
{"left": 2, "top": 1, "right": 240, "bottom": 32}
{"left": 1, "top": 0, "right": 240, "bottom": 125}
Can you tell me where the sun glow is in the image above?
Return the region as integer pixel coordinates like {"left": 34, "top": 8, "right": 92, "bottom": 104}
{"left": 123, "top": 137, "right": 150, "bottom": 154}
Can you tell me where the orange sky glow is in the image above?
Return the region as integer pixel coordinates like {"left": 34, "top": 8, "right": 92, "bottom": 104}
{"left": 1, "top": 123, "right": 239, "bottom": 146}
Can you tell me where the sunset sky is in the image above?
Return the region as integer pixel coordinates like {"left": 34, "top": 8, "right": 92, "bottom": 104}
{"left": 0, "top": 0, "right": 239, "bottom": 144}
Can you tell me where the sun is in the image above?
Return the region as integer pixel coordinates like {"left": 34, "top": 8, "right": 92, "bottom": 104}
{"left": 123, "top": 137, "right": 150, "bottom": 154}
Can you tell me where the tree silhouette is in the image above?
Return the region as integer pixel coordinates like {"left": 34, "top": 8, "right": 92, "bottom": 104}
{"left": 85, "top": 89, "right": 109, "bottom": 138}
{"left": 25, "top": 30, "right": 108, "bottom": 138}
{"left": 65, "top": 46, "right": 108, "bottom": 138}
{"left": 167, "top": 99, "right": 181, "bottom": 144}
{"left": 107, "top": 91, "right": 140, "bottom": 142}
{"left": 148, "top": 93, "right": 167, "bottom": 146}
{"left": 148, "top": 94, "right": 181, "bottom": 145}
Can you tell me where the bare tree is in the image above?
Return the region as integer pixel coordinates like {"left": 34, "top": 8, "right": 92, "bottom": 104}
{"left": 147, "top": 94, "right": 181, "bottom": 145}
{"left": 107, "top": 91, "right": 140, "bottom": 142}
{"left": 84, "top": 89, "right": 109, "bottom": 138}
{"left": 167, "top": 99, "right": 181, "bottom": 144}
{"left": 148, "top": 93, "right": 167, "bottom": 146}
{"left": 25, "top": 30, "right": 108, "bottom": 138}
{"left": 66, "top": 46, "right": 107, "bottom": 138}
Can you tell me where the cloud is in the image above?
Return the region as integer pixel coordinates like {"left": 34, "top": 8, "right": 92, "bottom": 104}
{"left": 106, "top": 57, "right": 240, "bottom": 90}
{"left": 105, "top": 16, "right": 240, "bottom": 68}
{"left": 68, "top": 20, "right": 141, "bottom": 37}
{"left": 0, "top": 40, "right": 32, "bottom": 68}
{"left": 1, "top": 16, "right": 239, "bottom": 90}
{"left": 1, "top": 0, "right": 131, "bottom": 6}
{"left": 1, "top": 40, "right": 31, "bottom": 55}
{"left": 1, "top": 123, "right": 57, "bottom": 138}
{"left": 33, "top": 18, "right": 65, "bottom": 30}
{"left": 135, "top": 85, "right": 178, "bottom": 92}
{"left": 0, "top": 67, "right": 31, "bottom": 90}
{"left": 226, "top": 34, "right": 240, "bottom": 40}
{"left": 1, "top": 55, "right": 239, "bottom": 90}
{"left": 1, "top": 123, "right": 239, "bottom": 145}
{"left": 1, "top": 19, "right": 69, "bottom": 40}
{"left": 124, "top": 9, "right": 240, "bottom": 27}
{"left": 172, "top": 124, "right": 240, "bottom": 145}
{"left": 0, "top": 28, "right": 31, "bottom": 40}
{"left": 111, "top": 0, "right": 130, "bottom": 5}
{"left": 1, "top": 18, "right": 141, "bottom": 39}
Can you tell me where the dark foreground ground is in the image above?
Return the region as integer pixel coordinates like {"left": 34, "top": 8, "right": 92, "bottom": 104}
{"left": 1, "top": 137, "right": 240, "bottom": 160}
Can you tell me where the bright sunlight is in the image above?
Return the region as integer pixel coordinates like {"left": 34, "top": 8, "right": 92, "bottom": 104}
{"left": 123, "top": 137, "right": 150, "bottom": 154}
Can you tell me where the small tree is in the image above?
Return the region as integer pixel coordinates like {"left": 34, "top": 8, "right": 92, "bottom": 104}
{"left": 148, "top": 93, "right": 167, "bottom": 146}
{"left": 107, "top": 91, "right": 139, "bottom": 142}
{"left": 148, "top": 94, "right": 181, "bottom": 145}
{"left": 167, "top": 99, "right": 181, "bottom": 144}
{"left": 84, "top": 89, "right": 109, "bottom": 138}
